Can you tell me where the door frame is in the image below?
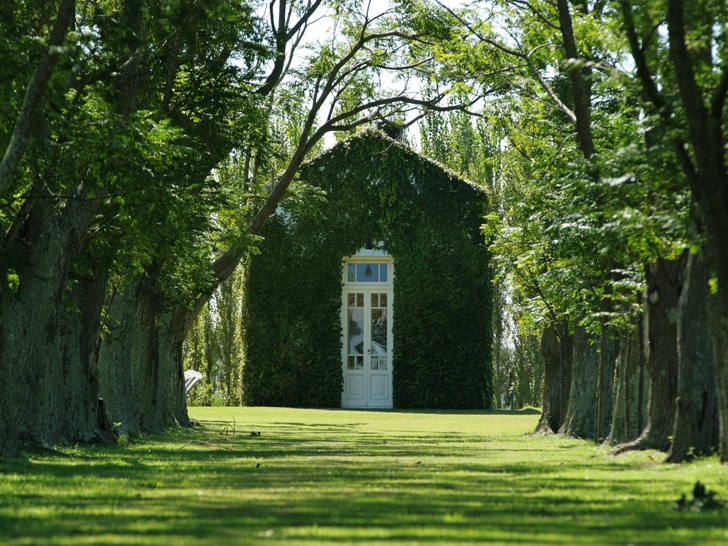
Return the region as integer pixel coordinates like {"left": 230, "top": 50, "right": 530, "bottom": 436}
{"left": 340, "top": 250, "right": 393, "bottom": 409}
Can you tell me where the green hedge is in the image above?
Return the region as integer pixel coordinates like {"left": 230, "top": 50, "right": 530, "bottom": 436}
{"left": 242, "top": 130, "right": 493, "bottom": 408}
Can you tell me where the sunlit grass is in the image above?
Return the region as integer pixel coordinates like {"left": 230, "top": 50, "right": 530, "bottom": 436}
{"left": 1, "top": 407, "right": 727, "bottom": 545}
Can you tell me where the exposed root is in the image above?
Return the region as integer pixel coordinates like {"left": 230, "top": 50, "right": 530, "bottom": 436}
{"left": 534, "top": 413, "right": 556, "bottom": 435}
{"left": 534, "top": 424, "right": 554, "bottom": 435}
{"left": 611, "top": 435, "right": 659, "bottom": 456}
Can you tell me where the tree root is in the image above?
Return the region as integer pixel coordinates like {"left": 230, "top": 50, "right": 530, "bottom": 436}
{"left": 534, "top": 421, "right": 554, "bottom": 435}
{"left": 611, "top": 433, "right": 661, "bottom": 456}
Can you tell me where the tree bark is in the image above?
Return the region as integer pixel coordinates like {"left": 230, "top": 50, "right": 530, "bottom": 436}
{"left": 0, "top": 196, "right": 99, "bottom": 450}
{"left": 666, "top": 0, "right": 728, "bottom": 464}
{"left": 606, "top": 323, "right": 645, "bottom": 445}
{"left": 707, "top": 273, "right": 728, "bottom": 463}
{"left": 556, "top": 0, "right": 594, "bottom": 159}
{"left": 559, "top": 325, "right": 599, "bottom": 438}
{"left": 60, "top": 270, "right": 108, "bottom": 442}
{"left": 667, "top": 252, "right": 719, "bottom": 462}
{"left": 559, "top": 324, "right": 617, "bottom": 440}
{"left": 98, "top": 276, "right": 189, "bottom": 437}
{"left": 536, "top": 325, "right": 572, "bottom": 434}
{"left": 0, "top": 307, "right": 19, "bottom": 457}
{"left": 594, "top": 322, "right": 618, "bottom": 442}
{"left": 97, "top": 283, "right": 140, "bottom": 436}
{"left": 156, "top": 310, "right": 189, "bottom": 428}
{"left": 613, "top": 257, "right": 685, "bottom": 454}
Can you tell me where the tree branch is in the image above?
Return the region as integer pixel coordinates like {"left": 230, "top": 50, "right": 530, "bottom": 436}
{"left": 556, "top": 0, "right": 594, "bottom": 158}
{"left": 257, "top": 0, "right": 325, "bottom": 97}
{"left": 619, "top": 0, "right": 698, "bottom": 188}
{"left": 507, "top": 0, "right": 560, "bottom": 31}
{"left": 517, "top": 264, "right": 563, "bottom": 328}
{"left": 666, "top": 0, "right": 713, "bottom": 177}
{"left": 182, "top": 8, "right": 485, "bottom": 333}
{"left": 437, "top": 1, "right": 577, "bottom": 124}
{"left": 524, "top": 49, "right": 577, "bottom": 124}
{"left": 286, "top": 0, "right": 324, "bottom": 39}
{"left": 618, "top": 0, "right": 665, "bottom": 111}
{"left": 0, "top": 0, "right": 77, "bottom": 199}
{"left": 711, "top": 61, "right": 728, "bottom": 123}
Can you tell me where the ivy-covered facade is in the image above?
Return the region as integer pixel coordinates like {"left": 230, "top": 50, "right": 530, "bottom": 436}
{"left": 242, "top": 130, "right": 493, "bottom": 409}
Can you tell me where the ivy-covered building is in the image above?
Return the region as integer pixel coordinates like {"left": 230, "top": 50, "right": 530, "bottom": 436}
{"left": 242, "top": 129, "right": 493, "bottom": 409}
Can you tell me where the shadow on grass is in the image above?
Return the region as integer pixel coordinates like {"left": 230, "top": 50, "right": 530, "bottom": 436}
{"left": 0, "top": 417, "right": 724, "bottom": 545}
{"left": 334, "top": 408, "right": 543, "bottom": 415}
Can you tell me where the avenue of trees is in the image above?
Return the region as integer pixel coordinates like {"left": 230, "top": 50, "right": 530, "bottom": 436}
{"left": 0, "top": 0, "right": 472, "bottom": 455}
{"left": 2, "top": 0, "right": 728, "bottom": 466}
{"left": 425, "top": 0, "right": 727, "bottom": 463}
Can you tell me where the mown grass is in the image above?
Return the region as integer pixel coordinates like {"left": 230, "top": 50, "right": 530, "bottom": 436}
{"left": 1, "top": 407, "right": 727, "bottom": 545}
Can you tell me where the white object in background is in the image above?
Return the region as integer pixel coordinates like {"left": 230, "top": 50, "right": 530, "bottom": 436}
{"left": 184, "top": 369, "right": 203, "bottom": 395}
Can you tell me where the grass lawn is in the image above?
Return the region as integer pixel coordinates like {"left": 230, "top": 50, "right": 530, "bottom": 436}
{"left": 1, "top": 407, "right": 727, "bottom": 545}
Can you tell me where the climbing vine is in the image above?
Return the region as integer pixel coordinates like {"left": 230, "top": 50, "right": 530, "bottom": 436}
{"left": 242, "top": 129, "right": 493, "bottom": 408}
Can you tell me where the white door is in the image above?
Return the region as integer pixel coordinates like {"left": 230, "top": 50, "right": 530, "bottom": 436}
{"left": 341, "top": 258, "right": 393, "bottom": 408}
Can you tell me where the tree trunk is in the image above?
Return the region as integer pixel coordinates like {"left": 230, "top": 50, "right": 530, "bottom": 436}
{"left": 156, "top": 310, "right": 189, "bottom": 428}
{"left": 0, "top": 309, "right": 19, "bottom": 457}
{"left": 536, "top": 325, "right": 572, "bottom": 434}
{"left": 0, "top": 197, "right": 98, "bottom": 451}
{"left": 559, "top": 325, "right": 599, "bottom": 439}
{"left": 98, "top": 282, "right": 142, "bottom": 436}
{"left": 614, "top": 257, "right": 685, "bottom": 454}
{"left": 556, "top": 0, "right": 594, "bottom": 159}
{"left": 606, "top": 324, "right": 645, "bottom": 445}
{"left": 60, "top": 270, "right": 108, "bottom": 442}
{"left": 594, "top": 324, "right": 618, "bottom": 442}
{"left": 99, "top": 276, "right": 164, "bottom": 435}
{"left": 666, "top": 0, "right": 728, "bottom": 464}
{"left": 98, "top": 276, "right": 189, "bottom": 437}
{"left": 708, "top": 273, "right": 728, "bottom": 463}
{"left": 667, "top": 252, "right": 719, "bottom": 462}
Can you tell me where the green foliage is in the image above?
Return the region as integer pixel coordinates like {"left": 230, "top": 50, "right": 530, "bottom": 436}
{"left": 498, "top": 333, "right": 544, "bottom": 410}
{"left": 115, "top": 433, "right": 130, "bottom": 448}
{"left": 243, "top": 216, "right": 344, "bottom": 407}
{"left": 243, "top": 130, "right": 493, "bottom": 409}
{"left": 0, "top": 0, "right": 269, "bottom": 297}
{"left": 429, "top": 0, "right": 692, "bottom": 342}
{"left": 184, "top": 273, "right": 245, "bottom": 407}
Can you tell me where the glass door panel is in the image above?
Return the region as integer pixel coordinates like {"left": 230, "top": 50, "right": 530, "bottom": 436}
{"left": 342, "top": 259, "right": 392, "bottom": 408}
{"left": 347, "top": 292, "right": 364, "bottom": 370}
{"left": 370, "top": 292, "right": 388, "bottom": 371}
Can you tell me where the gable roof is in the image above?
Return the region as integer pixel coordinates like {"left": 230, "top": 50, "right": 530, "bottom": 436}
{"left": 299, "top": 128, "right": 485, "bottom": 196}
